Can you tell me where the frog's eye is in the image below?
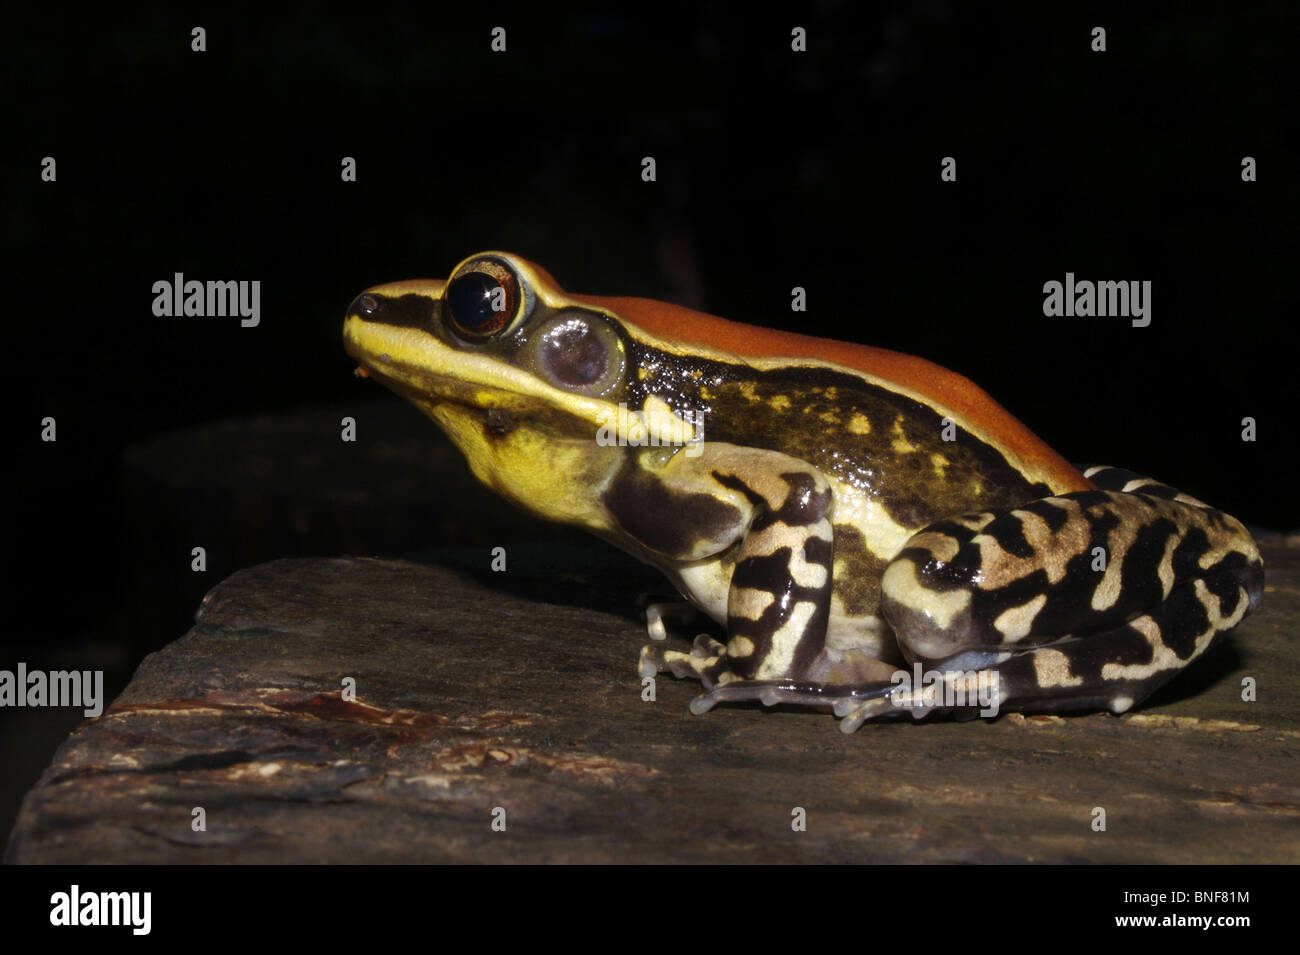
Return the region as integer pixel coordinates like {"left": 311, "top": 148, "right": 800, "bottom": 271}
{"left": 524, "top": 311, "right": 626, "bottom": 398}
{"left": 444, "top": 259, "right": 523, "bottom": 340}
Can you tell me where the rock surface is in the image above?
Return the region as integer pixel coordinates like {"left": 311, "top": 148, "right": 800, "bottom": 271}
{"left": 7, "top": 538, "right": 1298, "bottom": 863}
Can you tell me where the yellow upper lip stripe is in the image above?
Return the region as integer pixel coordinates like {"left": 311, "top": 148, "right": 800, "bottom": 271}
{"left": 343, "top": 314, "right": 618, "bottom": 426}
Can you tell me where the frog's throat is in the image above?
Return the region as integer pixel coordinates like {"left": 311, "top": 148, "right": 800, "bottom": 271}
{"left": 419, "top": 397, "right": 625, "bottom": 530}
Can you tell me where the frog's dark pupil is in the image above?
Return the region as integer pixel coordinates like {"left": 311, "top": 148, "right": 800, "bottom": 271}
{"left": 447, "top": 272, "right": 505, "bottom": 332}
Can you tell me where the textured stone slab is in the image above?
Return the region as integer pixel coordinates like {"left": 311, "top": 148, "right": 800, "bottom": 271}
{"left": 7, "top": 538, "right": 1298, "bottom": 863}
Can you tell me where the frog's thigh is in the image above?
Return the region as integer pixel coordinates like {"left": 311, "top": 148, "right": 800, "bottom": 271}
{"left": 879, "top": 487, "right": 1264, "bottom": 715}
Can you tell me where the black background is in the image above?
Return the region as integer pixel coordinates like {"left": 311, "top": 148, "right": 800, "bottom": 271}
{"left": 3, "top": 3, "right": 1296, "bottom": 851}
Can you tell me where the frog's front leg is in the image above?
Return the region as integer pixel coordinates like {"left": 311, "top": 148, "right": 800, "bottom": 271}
{"left": 620, "top": 443, "right": 884, "bottom": 703}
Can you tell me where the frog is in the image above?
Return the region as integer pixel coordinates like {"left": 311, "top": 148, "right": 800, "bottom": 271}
{"left": 343, "top": 251, "right": 1264, "bottom": 732}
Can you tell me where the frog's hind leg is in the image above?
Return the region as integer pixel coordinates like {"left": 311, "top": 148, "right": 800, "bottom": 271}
{"left": 867, "top": 470, "right": 1263, "bottom": 728}
{"left": 687, "top": 675, "right": 935, "bottom": 727}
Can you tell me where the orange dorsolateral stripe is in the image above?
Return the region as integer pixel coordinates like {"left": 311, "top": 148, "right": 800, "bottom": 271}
{"left": 568, "top": 292, "right": 1093, "bottom": 494}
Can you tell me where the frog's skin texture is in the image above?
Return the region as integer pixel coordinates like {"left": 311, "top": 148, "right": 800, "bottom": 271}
{"left": 343, "top": 252, "right": 1264, "bottom": 732}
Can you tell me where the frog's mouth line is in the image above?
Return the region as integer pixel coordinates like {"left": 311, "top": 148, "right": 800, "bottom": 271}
{"left": 345, "top": 310, "right": 609, "bottom": 410}
{"left": 348, "top": 340, "right": 615, "bottom": 448}
{"left": 345, "top": 314, "right": 699, "bottom": 450}
{"left": 439, "top": 380, "right": 596, "bottom": 443}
